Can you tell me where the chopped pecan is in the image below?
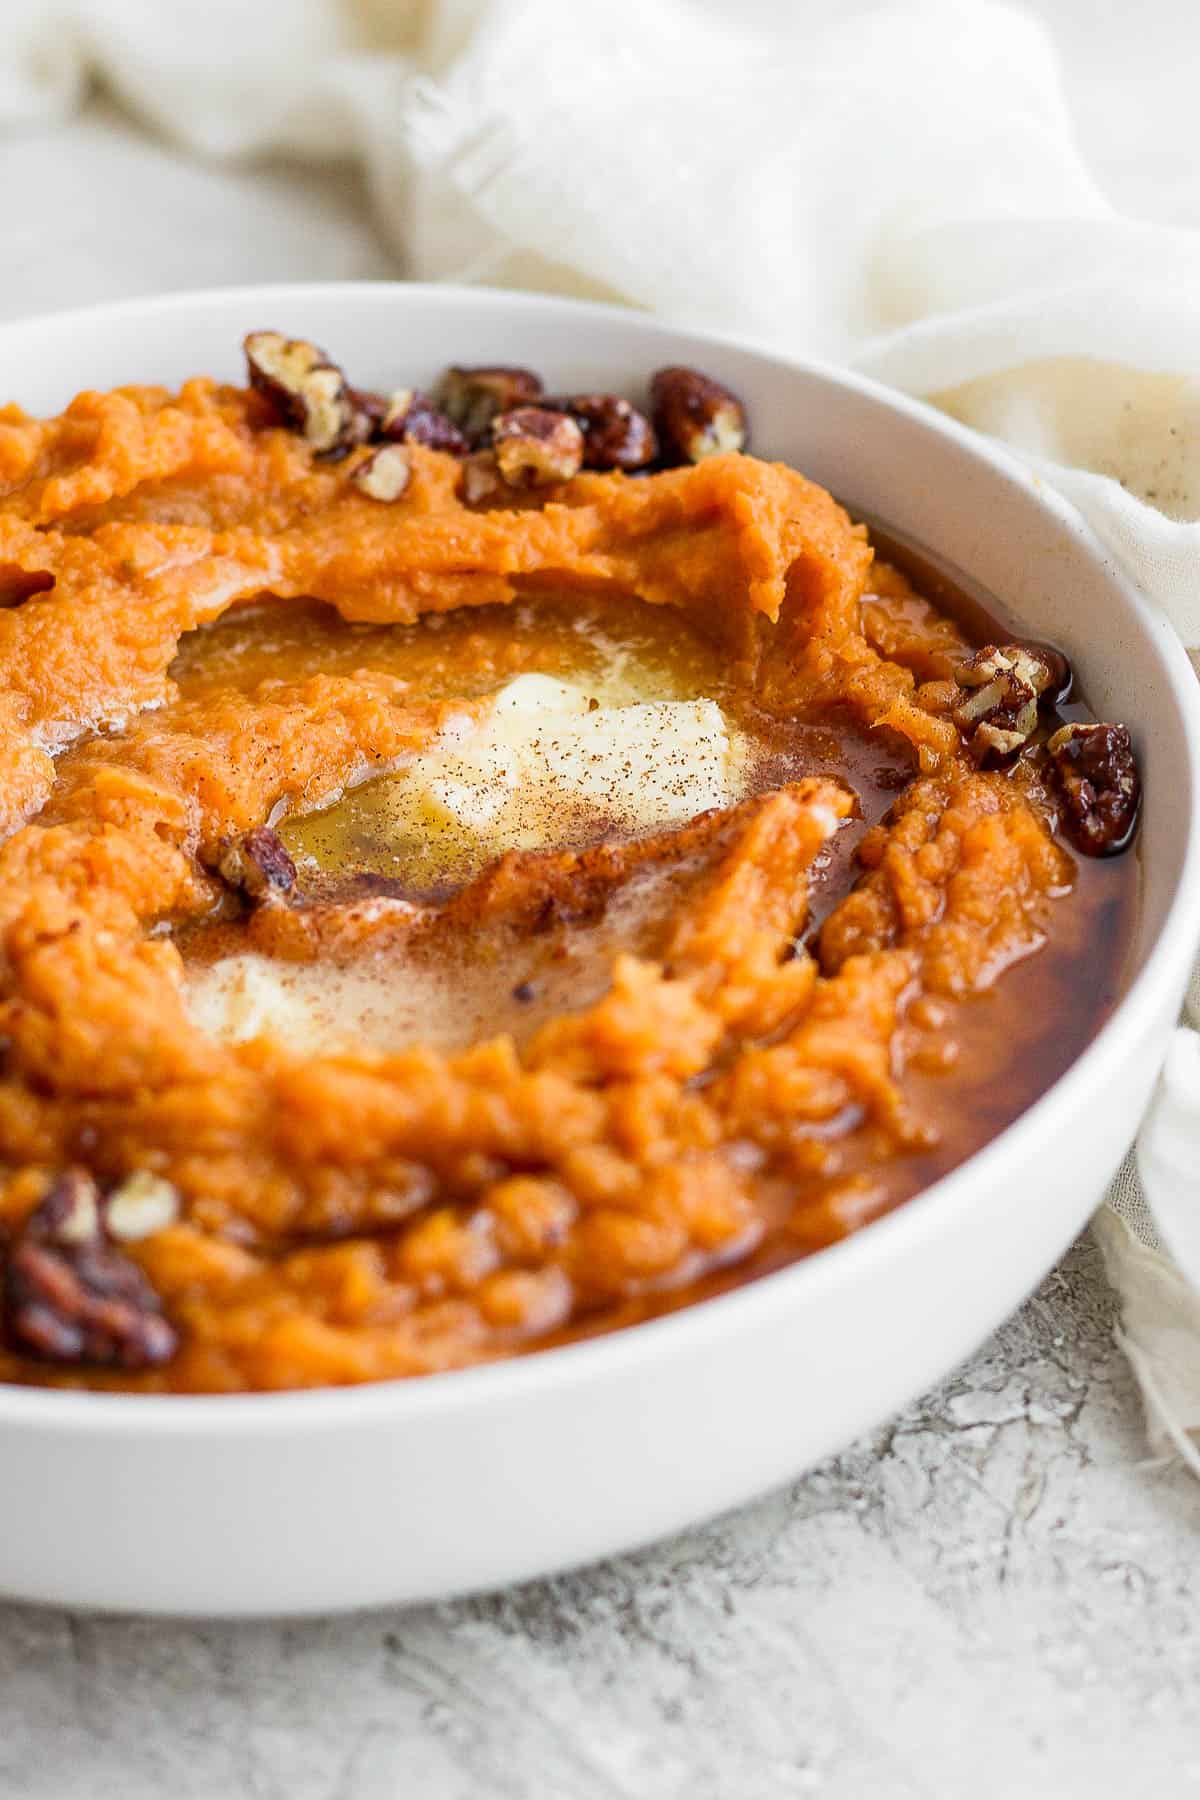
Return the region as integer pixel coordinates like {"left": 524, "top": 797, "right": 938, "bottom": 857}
{"left": 952, "top": 642, "right": 1065, "bottom": 760}
{"left": 105, "top": 1171, "right": 181, "bottom": 1244}
{"left": 2, "top": 1170, "right": 178, "bottom": 1369}
{"left": 209, "top": 826, "right": 297, "bottom": 901}
{"left": 1016, "top": 640, "right": 1072, "bottom": 705}
{"left": 244, "top": 331, "right": 358, "bottom": 457}
{"left": 437, "top": 366, "right": 544, "bottom": 446}
{"left": 380, "top": 389, "right": 469, "bottom": 455}
{"left": 352, "top": 444, "right": 412, "bottom": 503}
{"left": 540, "top": 393, "right": 658, "bottom": 471}
{"left": 460, "top": 451, "right": 505, "bottom": 507}
{"left": 650, "top": 366, "right": 748, "bottom": 463}
{"left": 492, "top": 407, "right": 584, "bottom": 488}
{"left": 347, "top": 386, "right": 389, "bottom": 432}
{"left": 1047, "top": 722, "right": 1141, "bottom": 856}
{"left": 34, "top": 1167, "right": 101, "bottom": 1246}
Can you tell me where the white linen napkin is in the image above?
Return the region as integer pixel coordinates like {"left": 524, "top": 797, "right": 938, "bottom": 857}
{"left": 4, "top": 0, "right": 1200, "bottom": 1460}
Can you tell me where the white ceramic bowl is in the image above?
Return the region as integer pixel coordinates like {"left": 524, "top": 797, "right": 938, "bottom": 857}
{"left": 1, "top": 284, "right": 1198, "bottom": 1618}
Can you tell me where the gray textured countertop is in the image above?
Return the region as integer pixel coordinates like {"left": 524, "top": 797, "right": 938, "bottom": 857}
{"left": 3, "top": 1235, "right": 1198, "bottom": 1800}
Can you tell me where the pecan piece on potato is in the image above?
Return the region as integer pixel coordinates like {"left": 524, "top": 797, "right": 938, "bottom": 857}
{"left": 244, "top": 330, "right": 360, "bottom": 458}
{"left": 352, "top": 444, "right": 412, "bottom": 503}
{"left": 105, "top": 1170, "right": 181, "bottom": 1244}
{"left": 540, "top": 394, "right": 658, "bottom": 471}
{"left": 346, "top": 386, "right": 389, "bottom": 433}
{"left": 952, "top": 642, "right": 1070, "bottom": 760}
{"left": 379, "top": 389, "right": 469, "bottom": 456}
{"left": 437, "top": 366, "right": 544, "bottom": 446}
{"left": 1047, "top": 722, "right": 1141, "bottom": 856}
{"left": 2, "top": 1169, "right": 178, "bottom": 1369}
{"left": 650, "top": 366, "right": 748, "bottom": 463}
{"left": 32, "top": 1166, "right": 101, "bottom": 1245}
{"left": 460, "top": 451, "right": 505, "bottom": 507}
{"left": 492, "top": 407, "right": 584, "bottom": 489}
{"left": 207, "top": 825, "right": 298, "bottom": 902}
{"left": 1014, "top": 639, "right": 1072, "bottom": 705}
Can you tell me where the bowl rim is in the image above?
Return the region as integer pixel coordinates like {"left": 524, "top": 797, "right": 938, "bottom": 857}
{"left": 2, "top": 278, "right": 1199, "bottom": 1434}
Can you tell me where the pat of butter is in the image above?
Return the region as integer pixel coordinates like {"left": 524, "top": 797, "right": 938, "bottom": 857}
{"left": 186, "top": 952, "right": 450, "bottom": 1054}
{"left": 382, "top": 674, "right": 740, "bottom": 859}
{"left": 190, "top": 675, "right": 749, "bottom": 1055}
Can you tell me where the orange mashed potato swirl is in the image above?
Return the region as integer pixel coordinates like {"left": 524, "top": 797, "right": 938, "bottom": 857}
{"left": 0, "top": 378, "right": 1082, "bottom": 1391}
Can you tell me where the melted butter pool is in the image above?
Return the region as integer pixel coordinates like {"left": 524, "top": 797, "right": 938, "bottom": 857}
{"left": 281, "top": 674, "right": 748, "bottom": 892}
{"left": 172, "top": 592, "right": 889, "bottom": 1058}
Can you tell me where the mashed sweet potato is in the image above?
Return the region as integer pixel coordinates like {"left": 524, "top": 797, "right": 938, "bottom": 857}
{"left": 0, "top": 372, "right": 1134, "bottom": 1391}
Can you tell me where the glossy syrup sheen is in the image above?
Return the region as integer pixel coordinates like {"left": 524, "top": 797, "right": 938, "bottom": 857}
{"left": 174, "top": 592, "right": 917, "bottom": 1056}
{"left": 169, "top": 548, "right": 1139, "bottom": 1342}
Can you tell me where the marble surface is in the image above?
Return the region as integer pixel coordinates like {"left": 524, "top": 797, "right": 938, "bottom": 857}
{"left": 3, "top": 10, "right": 1200, "bottom": 1788}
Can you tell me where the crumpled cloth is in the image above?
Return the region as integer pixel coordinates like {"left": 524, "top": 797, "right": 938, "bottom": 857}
{"left": 4, "top": 0, "right": 1200, "bottom": 1459}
